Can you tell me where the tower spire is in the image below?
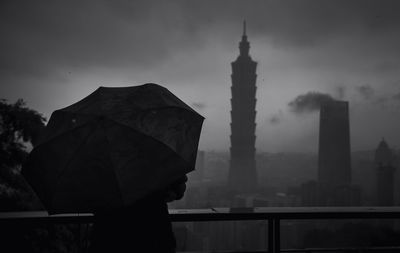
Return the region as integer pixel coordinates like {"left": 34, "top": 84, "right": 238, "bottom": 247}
{"left": 239, "top": 21, "right": 250, "bottom": 56}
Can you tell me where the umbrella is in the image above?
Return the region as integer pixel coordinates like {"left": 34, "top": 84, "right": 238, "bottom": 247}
{"left": 22, "top": 83, "right": 204, "bottom": 214}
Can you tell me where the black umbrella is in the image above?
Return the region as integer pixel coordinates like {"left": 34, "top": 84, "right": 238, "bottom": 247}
{"left": 22, "top": 83, "right": 204, "bottom": 214}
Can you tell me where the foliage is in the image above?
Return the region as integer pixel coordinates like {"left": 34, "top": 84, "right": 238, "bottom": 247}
{"left": 0, "top": 99, "right": 46, "bottom": 211}
{"left": 0, "top": 99, "right": 46, "bottom": 168}
{"left": 0, "top": 99, "right": 88, "bottom": 252}
{"left": 0, "top": 223, "right": 89, "bottom": 253}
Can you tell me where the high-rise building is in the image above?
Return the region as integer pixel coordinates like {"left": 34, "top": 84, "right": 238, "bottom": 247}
{"left": 228, "top": 21, "right": 258, "bottom": 193}
{"left": 375, "top": 139, "right": 396, "bottom": 206}
{"left": 318, "top": 100, "right": 352, "bottom": 205}
{"left": 189, "top": 150, "right": 205, "bottom": 183}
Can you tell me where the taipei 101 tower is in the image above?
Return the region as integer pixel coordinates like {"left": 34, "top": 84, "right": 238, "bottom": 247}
{"left": 228, "top": 21, "right": 258, "bottom": 193}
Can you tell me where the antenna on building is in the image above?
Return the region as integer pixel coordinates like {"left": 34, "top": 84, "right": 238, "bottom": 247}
{"left": 243, "top": 20, "right": 247, "bottom": 36}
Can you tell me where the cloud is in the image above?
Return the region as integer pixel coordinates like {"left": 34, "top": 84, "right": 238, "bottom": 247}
{"left": 373, "top": 61, "right": 400, "bottom": 74}
{"left": 335, "top": 85, "right": 346, "bottom": 99}
{"left": 268, "top": 111, "right": 284, "bottom": 125}
{"left": 269, "top": 115, "right": 281, "bottom": 125}
{"left": 392, "top": 92, "right": 400, "bottom": 101}
{"left": 191, "top": 102, "right": 206, "bottom": 110}
{"left": 0, "top": 0, "right": 205, "bottom": 82}
{"left": 3, "top": 0, "right": 400, "bottom": 84}
{"left": 374, "top": 96, "right": 388, "bottom": 105}
{"left": 354, "top": 85, "right": 399, "bottom": 107}
{"left": 355, "top": 84, "right": 375, "bottom": 100}
{"left": 288, "top": 91, "right": 335, "bottom": 114}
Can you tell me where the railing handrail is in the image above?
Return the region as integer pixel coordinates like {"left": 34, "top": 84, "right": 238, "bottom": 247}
{"left": 2, "top": 206, "right": 400, "bottom": 224}
{"left": 170, "top": 206, "right": 400, "bottom": 221}
{"left": 2, "top": 207, "right": 400, "bottom": 253}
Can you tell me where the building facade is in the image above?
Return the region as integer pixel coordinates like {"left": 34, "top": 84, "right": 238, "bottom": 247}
{"left": 318, "top": 100, "right": 352, "bottom": 205}
{"left": 375, "top": 139, "right": 396, "bottom": 206}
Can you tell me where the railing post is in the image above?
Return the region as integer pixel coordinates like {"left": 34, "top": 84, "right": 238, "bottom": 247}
{"left": 274, "top": 218, "right": 280, "bottom": 253}
{"left": 268, "top": 218, "right": 273, "bottom": 253}
{"left": 268, "top": 218, "right": 280, "bottom": 253}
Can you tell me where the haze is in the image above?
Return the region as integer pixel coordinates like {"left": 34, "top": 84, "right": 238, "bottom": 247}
{"left": 2, "top": 0, "right": 400, "bottom": 152}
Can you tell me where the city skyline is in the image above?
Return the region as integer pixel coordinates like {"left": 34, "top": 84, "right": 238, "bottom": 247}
{"left": 2, "top": 1, "right": 400, "bottom": 152}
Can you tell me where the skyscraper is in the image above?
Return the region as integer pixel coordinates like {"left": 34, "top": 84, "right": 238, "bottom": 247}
{"left": 375, "top": 139, "right": 396, "bottom": 206}
{"left": 318, "top": 100, "right": 351, "bottom": 205}
{"left": 228, "top": 22, "right": 258, "bottom": 193}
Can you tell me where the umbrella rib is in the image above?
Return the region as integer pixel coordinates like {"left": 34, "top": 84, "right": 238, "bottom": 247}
{"left": 109, "top": 106, "right": 204, "bottom": 119}
{"left": 52, "top": 119, "right": 101, "bottom": 193}
{"left": 36, "top": 111, "right": 97, "bottom": 146}
{"left": 106, "top": 118, "right": 190, "bottom": 166}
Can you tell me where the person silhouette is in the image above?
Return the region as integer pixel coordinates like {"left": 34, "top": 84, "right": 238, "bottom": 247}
{"left": 89, "top": 175, "right": 188, "bottom": 253}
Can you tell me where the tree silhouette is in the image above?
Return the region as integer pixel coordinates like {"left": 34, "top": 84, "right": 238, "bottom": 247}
{"left": 0, "top": 99, "right": 46, "bottom": 211}
{"left": 0, "top": 99, "right": 46, "bottom": 167}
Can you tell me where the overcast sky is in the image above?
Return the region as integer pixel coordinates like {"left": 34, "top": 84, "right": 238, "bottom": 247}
{"left": 2, "top": 0, "right": 400, "bottom": 152}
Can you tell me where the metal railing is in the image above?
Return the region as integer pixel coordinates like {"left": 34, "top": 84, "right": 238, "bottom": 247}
{"left": 2, "top": 207, "right": 400, "bottom": 253}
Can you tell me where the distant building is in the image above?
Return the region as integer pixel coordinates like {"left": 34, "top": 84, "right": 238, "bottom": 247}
{"left": 189, "top": 150, "right": 205, "bottom": 183}
{"left": 318, "top": 100, "right": 351, "bottom": 190}
{"left": 300, "top": 180, "right": 319, "bottom": 206}
{"left": 351, "top": 150, "right": 375, "bottom": 205}
{"left": 228, "top": 21, "right": 258, "bottom": 194}
{"left": 375, "top": 139, "right": 396, "bottom": 206}
{"left": 318, "top": 100, "right": 352, "bottom": 206}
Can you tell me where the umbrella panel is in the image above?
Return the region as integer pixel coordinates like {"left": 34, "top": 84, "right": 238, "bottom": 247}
{"left": 104, "top": 119, "right": 189, "bottom": 207}
{"left": 24, "top": 118, "right": 190, "bottom": 213}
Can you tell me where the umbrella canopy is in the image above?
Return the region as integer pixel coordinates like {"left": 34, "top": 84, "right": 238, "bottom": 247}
{"left": 22, "top": 83, "right": 204, "bottom": 214}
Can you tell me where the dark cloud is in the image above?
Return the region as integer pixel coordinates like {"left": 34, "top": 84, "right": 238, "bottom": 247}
{"left": 354, "top": 85, "right": 400, "bottom": 107}
{"left": 191, "top": 102, "right": 206, "bottom": 110}
{"left": 268, "top": 111, "right": 284, "bottom": 125}
{"left": 372, "top": 96, "right": 390, "bottom": 107}
{"left": 392, "top": 92, "right": 400, "bottom": 101}
{"left": 0, "top": 0, "right": 204, "bottom": 82}
{"left": 288, "top": 91, "right": 335, "bottom": 114}
{"left": 182, "top": 0, "right": 400, "bottom": 46}
{"left": 335, "top": 86, "right": 346, "bottom": 99}
{"left": 2, "top": 0, "right": 400, "bottom": 84}
{"left": 373, "top": 61, "right": 400, "bottom": 74}
{"left": 356, "top": 85, "right": 375, "bottom": 100}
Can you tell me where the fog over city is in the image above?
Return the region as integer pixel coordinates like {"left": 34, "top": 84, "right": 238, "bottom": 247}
{"left": 2, "top": 0, "right": 400, "bottom": 152}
